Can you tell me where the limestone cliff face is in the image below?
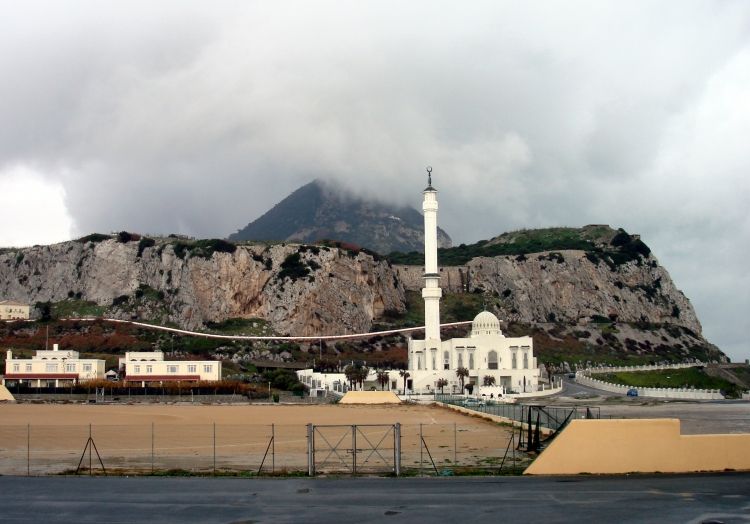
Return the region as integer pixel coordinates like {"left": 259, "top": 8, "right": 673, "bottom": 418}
{"left": 0, "top": 239, "right": 405, "bottom": 335}
{"left": 394, "top": 250, "right": 702, "bottom": 336}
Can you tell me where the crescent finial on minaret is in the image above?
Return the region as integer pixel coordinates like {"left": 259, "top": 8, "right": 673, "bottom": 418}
{"left": 427, "top": 166, "right": 432, "bottom": 187}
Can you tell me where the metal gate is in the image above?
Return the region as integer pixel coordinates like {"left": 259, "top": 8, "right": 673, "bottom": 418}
{"left": 307, "top": 424, "right": 401, "bottom": 476}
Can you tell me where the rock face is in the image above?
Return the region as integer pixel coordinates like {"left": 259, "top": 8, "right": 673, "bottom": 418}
{"left": 394, "top": 249, "right": 702, "bottom": 336}
{"left": 228, "top": 179, "right": 452, "bottom": 254}
{"left": 0, "top": 239, "right": 405, "bottom": 335}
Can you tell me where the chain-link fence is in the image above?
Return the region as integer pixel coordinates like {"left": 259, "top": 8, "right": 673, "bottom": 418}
{"left": 0, "top": 422, "right": 530, "bottom": 477}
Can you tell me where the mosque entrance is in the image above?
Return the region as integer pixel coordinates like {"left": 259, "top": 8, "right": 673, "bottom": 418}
{"left": 307, "top": 424, "right": 401, "bottom": 476}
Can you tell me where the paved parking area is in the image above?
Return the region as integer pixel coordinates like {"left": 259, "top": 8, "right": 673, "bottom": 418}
{"left": 1, "top": 473, "right": 749, "bottom": 523}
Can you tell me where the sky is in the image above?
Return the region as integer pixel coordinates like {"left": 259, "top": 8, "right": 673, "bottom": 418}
{"left": 1, "top": 1, "right": 749, "bottom": 362}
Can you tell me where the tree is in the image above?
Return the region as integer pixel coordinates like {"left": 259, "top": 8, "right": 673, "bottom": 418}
{"left": 482, "top": 375, "right": 496, "bottom": 387}
{"left": 436, "top": 378, "right": 448, "bottom": 394}
{"left": 344, "top": 365, "right": 357, "bottom": 390}
{"left": 357, "top": 367, "right": 370, "bottom": 390}
{"left": 399, "top": 370, "right": 410, "bottom": 393}
{"left": 455, "top": 367, "right": 469, "bottom": 391}
{"left": 376, "top": 371, "right": 389, "bottom": 391}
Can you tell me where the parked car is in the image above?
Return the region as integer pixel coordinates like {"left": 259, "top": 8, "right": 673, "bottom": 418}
{"left": 462, "top": 398, "right": 486, "bottom": 408}
{"left": 568, "top": 372, "right": 576, "bottom": 379}
{"left": 627, "top": 389, "right": 638, "bottom": 397}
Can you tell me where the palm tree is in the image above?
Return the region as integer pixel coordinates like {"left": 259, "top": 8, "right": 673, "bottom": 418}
{"left": 357, "top": 367, "right": 370, "bottom": 390}
{"left": 344, "top": 365, "right": 357, "bottom": 390}
{"left": 399, "top": 370, "right": 410, "bottom": 394}
{"left": 455, "top": 366, "right": 469, "bottom": 391}
{"left": 436, "top": 378, "right": 448, "bottom": 394}
{"left": 482, "top": 375, "right": 496, "bottom": 387}
{"left": 376, "top": 371, "right": 389, "bottom": 391}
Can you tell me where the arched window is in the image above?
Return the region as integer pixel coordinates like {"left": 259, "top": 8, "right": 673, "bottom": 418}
{"left": 443, "top": 351, "right": 450, "bottom": 370}
{"left": 488, "top": 351, "right": 498, "bottom": 370}
{"left": 469, "top": 353, "right": 474, "bottom": 370}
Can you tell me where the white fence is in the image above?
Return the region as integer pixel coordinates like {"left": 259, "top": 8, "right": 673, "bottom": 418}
{"left": 580, "top": 362, "right": 702, "bottom": 374}
{"left": 575, "top": 374, "right": 724, "bottom": 400}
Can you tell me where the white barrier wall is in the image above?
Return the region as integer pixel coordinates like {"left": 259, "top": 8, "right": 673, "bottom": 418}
{"left": 581, "top": 362, "right": 702, "bottom": 374}
{"left": 575, "top": 374, "right": 724, "bottom": 400}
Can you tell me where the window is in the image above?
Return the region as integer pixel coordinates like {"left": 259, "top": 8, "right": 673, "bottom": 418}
{"left": 66, "top": 364, "right": 76, "bottom": 372}
{"left": 443, "top": 351, "right": 450, "bottom": 370}
{"left": 488, "top": 351, "right": 498, "bottom": 370}
{"left": 432, "top": 355, "right": 436, "bottom": 370}
{"left": 146, "top": 365, "right": 153, "bottom": 373}
{"left": 203, "top": 365, "right": 213, "bottom": 373}
{"left": 25, "top": 364, "right": 31, "bottom": 372}
{"left": 133, "top": 365, "right": 141, "bottom": 373}
{"left": 46, "top": 363, "right": 58, "bottom": 372}
{"left": 13, "top": 363, "right": 19, "bottom": 372}
{"left": 469, "top": 353, "right": 474, "bottom": 370}
{"left": 512, "top": 353, "right": 517, "bottom": 369}
{"left": 83, "top": 364, "right": 92, "bottom": 372}
{"left": 167, "top": 365, "right": 179, "bottom": 373}
{"left": 523, "top": 352, "right": 529, "bottom": 369}
{"left": 188, "top": 365, "right": 197, "bottom": 373}
{"left": 457, "top": 353, "right": 463, "bottom": 368}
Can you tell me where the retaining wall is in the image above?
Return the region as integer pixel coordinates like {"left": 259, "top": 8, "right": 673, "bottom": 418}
{"left": 525, "top": 419, "right": 750, "bottom": 475}
{"left": 575, "top": 374, "right": 723, "bottom": 399}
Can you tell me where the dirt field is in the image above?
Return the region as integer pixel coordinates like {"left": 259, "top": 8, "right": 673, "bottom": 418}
{"left": 0, "top": 403, "right": 519, "bottom": 476}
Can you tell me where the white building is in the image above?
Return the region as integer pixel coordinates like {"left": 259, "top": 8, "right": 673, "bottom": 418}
{"left": 120, "top": 351, "right": 222, "bottom": 385}
{"left": 2, "top": 344, "right": 105, "bottom": 387}
{"left": 0, "top": 300, "right": 30, "bottom": 320}
{"left": 297, "top": 170, "right": 542, "bottom": 397}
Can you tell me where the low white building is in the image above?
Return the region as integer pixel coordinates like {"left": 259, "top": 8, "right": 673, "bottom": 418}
{"left": 0, "top": 300, "right": 30, "bottom": 320}
{"left": 120, "top": 351, "right": 222, "bottom": 385}
{"left": 2, "top": 345, "right": 105, "bottom": 387}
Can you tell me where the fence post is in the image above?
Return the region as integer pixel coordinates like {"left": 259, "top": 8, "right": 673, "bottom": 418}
{"left": 352, "top": 425, "right": 357, "bottom": 477}
{"left": 213, "top": 423, "right": 216, "bottom": 474}
{"left": 89, "top": 423, "right": 92, "bottom": 475}
{"left": 307, "top": 423, "right": 314, "bottom": 477}
{"left": 395, "top": 423, "right": 401, "bottom": 477}
{"left": 151, "top": 422, "right": 154, "bottom": 475}
{"left": 454, "top": 422, "right": 457, "bottom": 466}
{"left": 420, "top": 423, "right": 423, "bottom": 477}
{"left": 27, "top": 424, "right": 30, "bottom": 476}
{"left": 272, "top": 423, "right": 275, "bottom": 473}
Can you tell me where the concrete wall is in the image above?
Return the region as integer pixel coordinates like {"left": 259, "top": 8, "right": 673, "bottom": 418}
{"left": 576, "top": 373, "right": 724, "bottom": 399}
{"left": 525, "top": 419, "right": 750, "bottom": 475}
{"left": 582, "top": 362, "right": 701, "bottom": 374}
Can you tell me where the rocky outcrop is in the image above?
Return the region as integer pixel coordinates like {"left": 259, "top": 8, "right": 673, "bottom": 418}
{"left": 394, "top": 249, "right": 702, "bottom": 336}
{"left": 0, "top": 239, "right": 405, "bottom": 335}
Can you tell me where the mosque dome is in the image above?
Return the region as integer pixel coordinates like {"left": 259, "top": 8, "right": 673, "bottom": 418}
{"left": 471, "top": 310, "right": 502, "bottom": 337}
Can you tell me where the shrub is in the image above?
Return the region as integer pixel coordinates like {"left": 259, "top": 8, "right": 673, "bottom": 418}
{"left": 278, "top": 253, "right": 310, "bottom": 281}
{"left": 117, "top": 231, "right": 140, "bottom": 243}
{"left": 112, "top": 295, "right": 129, "bottom": 307}
{"left": 77, "top": 233, "right": 111, "bottom": 244}
{"left": 136, "top": 237, "right": 156, "bottom": 258}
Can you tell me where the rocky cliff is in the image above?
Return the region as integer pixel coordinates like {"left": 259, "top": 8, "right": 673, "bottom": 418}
{"left": 394, "top": 249, "right": 702, "bottom": 336}
{"left": 0, "top": 237, "right": 405, "bottom": 335}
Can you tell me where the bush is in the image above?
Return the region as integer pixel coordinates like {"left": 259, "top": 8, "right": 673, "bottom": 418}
{"left": 112, "top": 295, "right": 130, "bottom": 307}
{"left": 77, "top": 233, "right": 111, "bottom": 244}
{"left": 278, "top": 253, "right": 310, "bottom": 281}
{"left": 117, "top": 231, "right": 140, "bottom": 243}
{"left": 136, "top": 237, "right": 156, "bottom": 258}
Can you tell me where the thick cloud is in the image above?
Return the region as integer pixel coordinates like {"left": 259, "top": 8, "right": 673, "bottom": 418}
{"left": 1, "top": 1, "right": 749, "bottom": 361}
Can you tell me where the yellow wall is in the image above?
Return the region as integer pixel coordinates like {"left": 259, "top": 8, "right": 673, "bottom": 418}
{"left": 0, "top": 303, "right": 29, "bottom": 320}
{"left": 525, "top": 419, "right": 750, "bottom": 475}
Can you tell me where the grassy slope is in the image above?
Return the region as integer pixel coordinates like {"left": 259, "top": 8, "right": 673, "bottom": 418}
{"left": 591, "top": 368, "right": 740, "bottom": 396}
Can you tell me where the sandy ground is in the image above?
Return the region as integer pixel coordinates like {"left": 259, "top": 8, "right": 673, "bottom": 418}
{"left": 0, "top": 404, "right": 519, "bottom": 476}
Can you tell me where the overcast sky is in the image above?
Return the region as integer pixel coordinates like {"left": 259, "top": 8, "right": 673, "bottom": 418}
{"left": 1, "top": 1, "right": 748, "bottom": 361}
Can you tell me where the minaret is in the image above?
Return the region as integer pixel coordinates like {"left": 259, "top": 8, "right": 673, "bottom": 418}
{"left": 422, "top": 167, "right": 442, "bottom": 343}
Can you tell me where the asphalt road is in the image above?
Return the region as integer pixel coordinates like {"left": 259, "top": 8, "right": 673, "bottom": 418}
{"left": 554, "top": 375, "right": 627, "bottom": 397}
{"left": 1, "top": 474, "right": 749, "bottom": 523}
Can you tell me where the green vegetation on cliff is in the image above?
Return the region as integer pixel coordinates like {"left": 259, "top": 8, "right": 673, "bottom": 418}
{"left": 386, "top": 225, "right": 651, "bottom": 267}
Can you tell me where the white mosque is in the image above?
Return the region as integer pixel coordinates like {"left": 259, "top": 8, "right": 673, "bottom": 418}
{"left": 299, "top": 170, "right": 542, "bottom": 396}
{"left": 403, "top": 170, "right": 540, "bottom": 395}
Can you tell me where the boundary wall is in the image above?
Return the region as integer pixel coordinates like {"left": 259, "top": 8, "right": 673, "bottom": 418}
{"left": 525, "top": 419, "right": 750, "bottom": 475}
{"left": 575, "top": 374, "right": 723, "bottom": 399}
{"left": 580, "top": 362, "right": 702, "bottom": 374}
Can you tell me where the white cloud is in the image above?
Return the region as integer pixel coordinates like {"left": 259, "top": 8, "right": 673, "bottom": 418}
{"left": 0, "top": 165, "right": 73, "bottom": 246}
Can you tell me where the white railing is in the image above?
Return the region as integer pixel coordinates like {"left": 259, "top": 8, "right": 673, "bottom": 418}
{"left": 579, "top": 362, "right": 702, "bottom": 375}
{"left": 575, "top": 374, "right": 723, "bottom": 400}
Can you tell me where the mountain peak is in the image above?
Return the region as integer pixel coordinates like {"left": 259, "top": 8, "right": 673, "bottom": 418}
{"left": 228, "top": 179, "right": 452, "bottom": 254}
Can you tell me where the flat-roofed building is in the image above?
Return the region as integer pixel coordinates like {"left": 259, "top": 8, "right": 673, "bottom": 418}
{"left": 0, "top": 300, "right": 30, "bottom": 320}
{"left": 121, "top": 351, "right": 222, "bottom": 385}
{"left": 2, "top": 344, "right": 105, "bottom": 387}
